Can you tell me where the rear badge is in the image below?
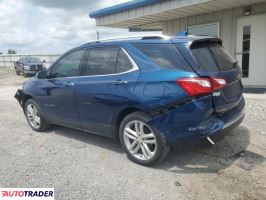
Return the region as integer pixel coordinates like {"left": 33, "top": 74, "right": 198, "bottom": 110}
{"left": 213, "top": 91, "right": 221, "bottom": 96}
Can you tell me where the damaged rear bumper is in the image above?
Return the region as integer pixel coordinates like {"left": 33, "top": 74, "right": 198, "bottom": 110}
{"left": 148, "top": 95, "right": 245, "bottom": 144}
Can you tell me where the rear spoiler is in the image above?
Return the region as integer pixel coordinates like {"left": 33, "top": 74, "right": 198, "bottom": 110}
{"left": 190, "top": 38, "right": 222, "bottom": 48}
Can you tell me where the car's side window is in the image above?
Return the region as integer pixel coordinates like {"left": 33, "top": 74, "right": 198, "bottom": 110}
{"left": 81, "top": 47, "right": 119, "bottom": 76}
{"left": 115, "top": 49, "right": 133, "bottom": 73}
{"left": 134, "top": 44, "right": 192, "bottom": 71}
{"left": 50, "top": 49, "right": 84, "bottom": 78}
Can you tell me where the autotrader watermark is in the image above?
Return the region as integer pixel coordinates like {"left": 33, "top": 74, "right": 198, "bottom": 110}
{"left": 0, "top": 188, "right": 54, "bottom": 199}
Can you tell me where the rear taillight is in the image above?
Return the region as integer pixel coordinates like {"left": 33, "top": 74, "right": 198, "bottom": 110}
{"left": 176, "top": 77, "right": 226, "bottom": 96}
{"left": 211, "top": 77, "right": 226, "bottom": 90}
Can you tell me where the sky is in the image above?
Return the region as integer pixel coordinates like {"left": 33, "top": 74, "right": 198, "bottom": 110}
{"left": 0, "top": 0, "right": 159, "bottom": 54}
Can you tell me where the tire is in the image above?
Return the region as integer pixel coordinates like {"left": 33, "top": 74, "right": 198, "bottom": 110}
{"left": 119, "top": 111, "right": 170, "bottom": 166}
{"left": 15, "top": 67, "right": 20, "bottom": 75}
{"left": 24, "top": 99, "right": 50, "bottom": 132}
{"left": 23, "top": 70, "right": 28, "bottom": 77}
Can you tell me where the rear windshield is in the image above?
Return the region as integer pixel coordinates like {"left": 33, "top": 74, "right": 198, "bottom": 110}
{"left": 190, "top": 42, "right": 237, "bottom": 72}
{"left": 133, "top": 44, "right": 192, "bottom": 71}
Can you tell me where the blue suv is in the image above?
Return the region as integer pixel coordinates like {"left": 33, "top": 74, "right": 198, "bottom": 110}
{"left": 15, "top": 35, "right": 245, "bottom": 166}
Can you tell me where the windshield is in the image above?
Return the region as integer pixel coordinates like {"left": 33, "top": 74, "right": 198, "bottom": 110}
{"left": 190, "top": 42, "right": 237, "bottom": 72}
{"left": 21, "top": 57, "right": 41, "bottom": 63}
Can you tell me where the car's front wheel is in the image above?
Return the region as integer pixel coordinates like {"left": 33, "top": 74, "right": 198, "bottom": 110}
{"left": 119, "top": 112, "right": 170, "bottom": 166}
{"left": 23, "top": 70, "right": 28, "bottom": 77}
{"left": 15, "top": 67, "right": 20, "bottom": 75}
{"left": 24, "top": 99, "right": 50, "bottom": 132}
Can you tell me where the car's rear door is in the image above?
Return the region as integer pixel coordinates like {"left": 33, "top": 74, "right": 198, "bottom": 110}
{"left": 176, "top": 39, "right": 243, "bottom": 113}
{"left": 75, "top": 46, "right": 140, "bottom": 137}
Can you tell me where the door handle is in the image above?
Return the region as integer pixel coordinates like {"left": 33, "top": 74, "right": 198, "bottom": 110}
{"left": 65, "top": 82, "right": 74, "bottom": 87}
{"left": 114, "top": 80, "right": 128, "bottom": 85}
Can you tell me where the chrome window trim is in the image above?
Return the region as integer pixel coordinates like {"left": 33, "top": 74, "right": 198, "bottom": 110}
{"left": 121, "top": 47, "right": 139, "bottom": 71}
{"left": 47, "top": 47, "right": 139, "bottom": 80}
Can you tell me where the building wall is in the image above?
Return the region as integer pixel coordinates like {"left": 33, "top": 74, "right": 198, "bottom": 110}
{"left": 161, "top": 2, "right": 266, "bottom": 57}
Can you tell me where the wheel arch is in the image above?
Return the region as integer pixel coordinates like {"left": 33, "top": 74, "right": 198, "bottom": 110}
{"left": 22, "top": 94, "right": 34, "bottom": 108}
{"left": 114, "top": 107, "right": 146, "bottom": 140}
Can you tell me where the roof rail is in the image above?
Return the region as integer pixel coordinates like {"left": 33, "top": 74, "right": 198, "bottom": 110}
{"left": 141, "top": 35, "right": 170, "bottom": 40}
{"left": 88, "top": 34, "right": 170, "bottom": 44}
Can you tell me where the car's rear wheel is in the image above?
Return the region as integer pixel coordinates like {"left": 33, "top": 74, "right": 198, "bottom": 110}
{"left": 24, "top": 99, "right": 49, "bottom": 132}
{"left": 119, "top": 111, "right": 170, "bottom": 166}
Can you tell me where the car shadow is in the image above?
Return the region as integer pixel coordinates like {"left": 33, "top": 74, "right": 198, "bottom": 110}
{"left": 44, "top": 124, "right": 265, "bottom": 173}
{"left": 156, "top": 125, "right": 265, "bottom": 173}
{"left": 44, "top": 125, "right": 123, "bottom": 154}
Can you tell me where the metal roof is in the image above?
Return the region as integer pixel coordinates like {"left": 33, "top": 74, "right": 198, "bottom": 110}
{"left": 89, "top": 0, "right": 160, "bottom": 18}
{"left": 89, "top": 0, "right": 266, "bottom": 29}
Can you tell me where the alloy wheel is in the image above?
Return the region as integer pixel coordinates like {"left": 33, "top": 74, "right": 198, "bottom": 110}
{"left": 26, "top": 104, "right": 41, "bottom": 129}
{"left": 123, "top": 120, "right": 157, "bottom": 161}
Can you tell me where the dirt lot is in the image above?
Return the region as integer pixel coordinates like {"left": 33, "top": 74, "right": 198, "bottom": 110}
{"left": 0, "top": 68, "right": 266, "bottom": 200}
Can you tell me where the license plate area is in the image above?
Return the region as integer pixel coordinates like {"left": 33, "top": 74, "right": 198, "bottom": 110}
{"left": 213, "top": 80, "right": 243, "bottom": 113}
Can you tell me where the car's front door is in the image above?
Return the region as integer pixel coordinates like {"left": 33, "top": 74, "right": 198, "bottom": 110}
{"left": 75, "top": 46, "right": 140, "bottom": 137}
{"left": 37, "top": 48, "right": 85, "bottom": 128}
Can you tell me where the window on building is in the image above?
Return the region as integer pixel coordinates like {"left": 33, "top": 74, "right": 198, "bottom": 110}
{"left": 187, "top": 23, "right": 220, "bottom": 37}
{"left": 241, "top": 25, "right": 251, "bottom": 78}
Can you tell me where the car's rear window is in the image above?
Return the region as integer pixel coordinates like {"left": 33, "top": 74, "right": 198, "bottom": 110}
{"left": 133, "top": 44, "right": 192, "bottom": 71}
{"left": 190, "top": 42, "right": 237, "bottom": 72}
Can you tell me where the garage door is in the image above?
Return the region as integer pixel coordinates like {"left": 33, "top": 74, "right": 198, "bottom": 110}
{"left": 236, "top": 14, "right": 266, "bottom": 87}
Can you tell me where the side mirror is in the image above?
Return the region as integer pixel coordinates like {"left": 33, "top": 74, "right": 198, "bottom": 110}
{"left": 36, "top": 70, "right": 47, "bottom": 79}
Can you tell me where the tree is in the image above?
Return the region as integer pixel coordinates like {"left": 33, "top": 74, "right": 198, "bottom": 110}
{"left": 7, "top": 49, "right": 17, "bottom": 54}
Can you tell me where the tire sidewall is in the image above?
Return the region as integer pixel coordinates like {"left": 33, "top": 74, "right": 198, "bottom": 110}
{"left": 119, "top": 112, "right": 166, "bottom": 166}
{"left": 23, "top": 71, "right": 28, "bottom": 77}
{"left": 15, "top": 67, "right": 20, "bottom": 75}
{"left": 24, "top": 99, "right": 47, "bottom": 132}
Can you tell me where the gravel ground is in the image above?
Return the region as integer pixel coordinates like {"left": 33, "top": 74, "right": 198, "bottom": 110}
{"left": 0, "top": 67, "right": 266, "bottom": 200}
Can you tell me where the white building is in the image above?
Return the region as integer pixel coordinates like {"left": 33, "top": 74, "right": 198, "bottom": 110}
{"left": 90, "top": 0, "right": 266, "bottom": 88}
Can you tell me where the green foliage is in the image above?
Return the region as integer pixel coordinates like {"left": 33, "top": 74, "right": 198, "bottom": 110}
{"left": 7, "top": 49, "right": 17, "bottom": 54}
